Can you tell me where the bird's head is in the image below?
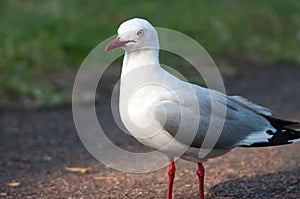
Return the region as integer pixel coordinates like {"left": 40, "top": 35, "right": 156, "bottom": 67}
{"left": 105, "top": 18, "right": 159, "bottom": 52}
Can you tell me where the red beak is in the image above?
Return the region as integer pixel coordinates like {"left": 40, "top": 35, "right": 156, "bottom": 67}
{"left": 105, "top": 37, "right": 135, "bottom": 52}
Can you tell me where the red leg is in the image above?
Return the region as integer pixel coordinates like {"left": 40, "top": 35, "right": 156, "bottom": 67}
{"left": 197, "top": 162, "right": 205, "bottom": 199}
{"left": 167, "top": 161, "right": 176, "bottom": 199}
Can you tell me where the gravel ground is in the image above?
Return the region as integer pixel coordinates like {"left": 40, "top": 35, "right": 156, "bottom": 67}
{"left": 0, "top": 64, "right": 299, "bottom": 199}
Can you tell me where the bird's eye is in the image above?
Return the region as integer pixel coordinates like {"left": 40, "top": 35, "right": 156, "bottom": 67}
{"left": 137, "top": 29, "right": 144, "bottom": 36}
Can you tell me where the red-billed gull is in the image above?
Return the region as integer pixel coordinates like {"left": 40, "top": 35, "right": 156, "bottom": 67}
{"left": 105, "top": 18, "right": 300, "bottom": 199}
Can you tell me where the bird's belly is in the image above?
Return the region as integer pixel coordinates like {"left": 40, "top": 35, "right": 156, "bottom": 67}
{"left": 180, "top": 147, "right": 231, "bottom": 162}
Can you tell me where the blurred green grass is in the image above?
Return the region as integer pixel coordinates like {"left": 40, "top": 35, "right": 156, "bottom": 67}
{"left": 1, "top": 0, "right": 300, "bottom": 108}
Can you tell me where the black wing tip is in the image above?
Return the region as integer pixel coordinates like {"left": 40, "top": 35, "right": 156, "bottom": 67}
{"left": 264, "top": 116, "right": 299, "bottom": 129}
{"left": 240, "top": 128, "right": 300, "bottom": 148}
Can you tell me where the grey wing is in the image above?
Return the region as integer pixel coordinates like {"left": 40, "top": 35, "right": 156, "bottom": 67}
{"left": 153, "top": 85, "right": 274, "bottom": 149}
{"left": 228, "top": 95, "right": 271, "bottom": 116}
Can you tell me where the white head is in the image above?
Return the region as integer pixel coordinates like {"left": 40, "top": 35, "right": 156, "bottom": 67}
{"left": 105, "top": 18, "right": 159, "bottom": 52}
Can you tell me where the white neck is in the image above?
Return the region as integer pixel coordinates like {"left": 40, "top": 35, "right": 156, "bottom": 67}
{"left": 121, "top": 49, "right": 160, "bottom": 77}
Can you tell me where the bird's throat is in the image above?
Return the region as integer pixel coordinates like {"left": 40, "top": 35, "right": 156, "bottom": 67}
{"left": 121, "top": 49, "right": 160, "bottom": 78}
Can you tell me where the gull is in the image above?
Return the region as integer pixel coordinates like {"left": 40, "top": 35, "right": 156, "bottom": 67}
{"left": 105, "top": 18, "right": 300, "bottom": 199}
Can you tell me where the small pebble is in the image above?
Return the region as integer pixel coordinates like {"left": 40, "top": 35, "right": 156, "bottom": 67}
{"left": 42, "top": 155, "right": 53, "bottom": 162}
{"left": 0, "top": 193, "right": 7, "bottom": 196}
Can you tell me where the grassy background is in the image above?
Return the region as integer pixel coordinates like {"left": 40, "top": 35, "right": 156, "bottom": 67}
{"left": 1, "top": 0, "right": 300, "bottom": 108}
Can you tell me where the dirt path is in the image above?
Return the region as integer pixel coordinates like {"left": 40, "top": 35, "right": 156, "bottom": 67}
{"left": 0, "top": 65, "right": 299, "bottom": 198}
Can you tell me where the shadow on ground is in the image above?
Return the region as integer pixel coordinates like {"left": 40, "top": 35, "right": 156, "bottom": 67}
{"left": 207, "top": 167, "right": 299, "bottom": 199}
